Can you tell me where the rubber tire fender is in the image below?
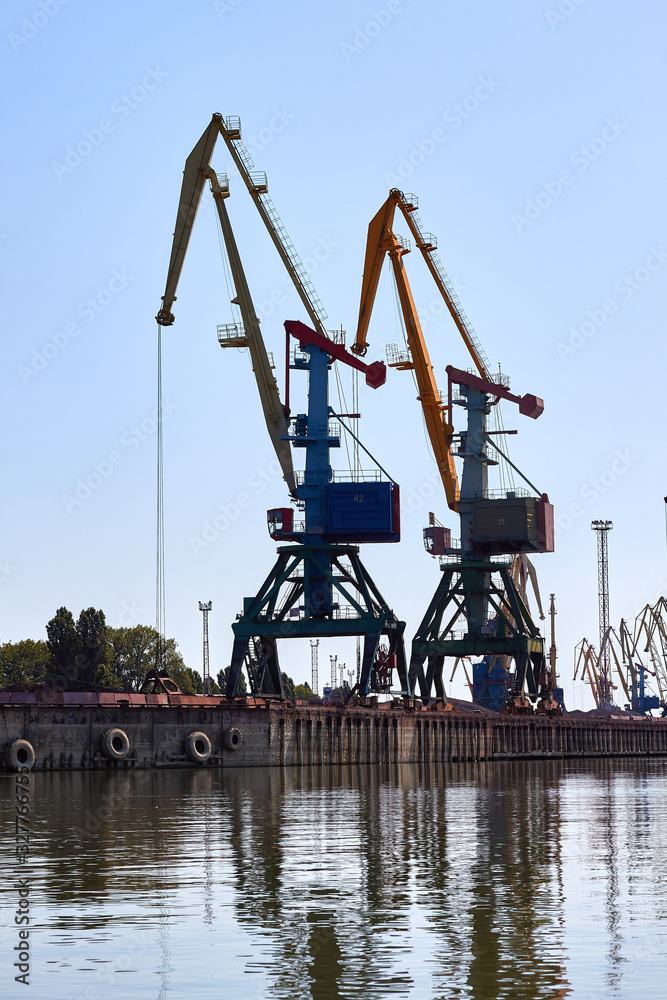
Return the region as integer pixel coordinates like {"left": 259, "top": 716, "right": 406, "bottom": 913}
{"left": 5, "top": 739, "right": 36, "bottom": 771}
{"left": 224, "top": 727, "right": 243, "bottom": 751}
{"left": 185, "top": 731, "right": 211, "bottom": 764}
{"left": 101, "top": 728, "right": 130, "bottom": 761}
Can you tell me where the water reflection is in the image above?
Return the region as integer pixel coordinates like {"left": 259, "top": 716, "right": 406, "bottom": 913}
{"left": 2, "top": 759, "right": 667, "bottom": 998}
{"left": 217, "top": 763, "right": 572, "bottom": 998}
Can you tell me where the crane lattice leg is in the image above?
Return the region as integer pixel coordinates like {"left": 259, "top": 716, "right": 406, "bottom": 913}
{"left": 226, "top": 544, "right": 410, "bottom": 699}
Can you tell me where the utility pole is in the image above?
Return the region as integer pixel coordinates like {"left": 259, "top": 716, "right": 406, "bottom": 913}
{"left": 591, "top": 521, "right": 613, "bottom": 708}
{"left": 549, "top": 593, "right": 557, "bottom": 682}
{"left": 330, "top": 654, "right": 337, "bottom": 690}
{"left": 310, "top": 639, "right": 319, "bottom": 696}
{"left": 199, "top": 601, "right": 212, "bottom": 695}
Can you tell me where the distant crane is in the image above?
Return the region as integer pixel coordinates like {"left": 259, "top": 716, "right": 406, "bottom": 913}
{"left": 574, "top": 599, "right": 667, "bottom": 714}
{"left": 545, "top": 594, "right": 565, "bottom": 712}
{"left": 629, "top": 602, "right": 665, "bottom": 711}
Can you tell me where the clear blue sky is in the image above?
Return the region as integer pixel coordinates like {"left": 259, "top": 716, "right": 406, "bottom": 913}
{"left": 2, "top": 0, "right": 665, "bottom": 707}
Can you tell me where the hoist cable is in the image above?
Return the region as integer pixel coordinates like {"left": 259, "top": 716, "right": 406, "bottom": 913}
{"left": 155, "top": 323, "right": 166, "bottom": 667}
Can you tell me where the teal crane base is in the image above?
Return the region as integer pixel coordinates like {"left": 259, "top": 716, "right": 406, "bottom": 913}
{"left": 408, "top": 559, "right": 546, "bottom": 706}
{"left": 225, "top": 544, "right": 409, "bottom": 699}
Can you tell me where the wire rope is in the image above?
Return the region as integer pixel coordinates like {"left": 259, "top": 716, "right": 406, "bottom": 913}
{"left": 213, "top": 196, "right": 242, "bottom": 328}
{"left": 333, "top": 359, "right": 353, "bottom": 475}
{"left": 155, "top": 323, "right": 166, "bottom": 668}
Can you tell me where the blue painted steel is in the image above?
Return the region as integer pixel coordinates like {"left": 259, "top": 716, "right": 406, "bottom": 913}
{"left": 278, "top": 342, "right": 400, "bottom": 545}
{"left": 327, "top": 481, "right": 398, "bottom": 542}
{"left": 225, "top": 328, "right": 409, "bottom": 700}
{"left": 472, "top": 656, "right": 512, "bottom": 712}
{"left": 553, "top": 687, "right": 566, "bottom": 712}
{"left": 299, "top": 343, "right": 334, "bottom": 544}
{"left": 631, "top": 665, "right": 661, "bottom": 712}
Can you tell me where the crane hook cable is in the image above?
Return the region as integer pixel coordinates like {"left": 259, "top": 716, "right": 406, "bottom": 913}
{"left": 156, "top": 321, "right": 166, "bottom": 668}
{"left": 483, "top": 433, "right": 543, "bottom": 499}
{"left": 329, "top": 408, "right": 397, "bottom": 485}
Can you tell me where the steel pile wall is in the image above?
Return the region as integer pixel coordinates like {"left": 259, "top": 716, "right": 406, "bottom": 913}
{"left": 2, "top": 702, "right": 667, "bottom": 771}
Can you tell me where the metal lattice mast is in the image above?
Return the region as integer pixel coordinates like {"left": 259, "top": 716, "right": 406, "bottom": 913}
{"left": 592, "top": 521, "right": 613, "bottom": 708}
{"left": 310, "top": 639, "right": 319, "bottom": 697}
{"left": 330, "top": 655, "right": 337, "bottom": 690}
{"left": 199, "top": 601, "right": 212, "bottom": 695}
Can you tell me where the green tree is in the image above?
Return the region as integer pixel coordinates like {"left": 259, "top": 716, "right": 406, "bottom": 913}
{"left": 281, "top": 671, "right": 295, "bottom": 699}
{"left": 218, "top": 667, "right": 247, "bottom": 697}
{"left": 294, "top": 681, "right": 313, "bottom": 700}
{"left": 171, "top": 664, "right": 203, "bottom": 694}
{"left": 159, "top": 636, "right": 192, "bottom": 690}
{"left": 108, "top": 624, "right": 159, "bottom": 690}
{"left": 107, "top": 626, "right": 195, "bottom": 692}
{"left": 46, "top": 607, "right": 80, "bottom": 678}
{"left": 76, "top": 607, "right": 116, "bottom": 686}
{"left": 0, "top": 640, "right": 51, "bottom": 686}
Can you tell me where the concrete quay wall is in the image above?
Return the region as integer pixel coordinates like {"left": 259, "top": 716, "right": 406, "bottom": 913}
{"left": 3, "top": 700, "right": 667, "bottom": 772}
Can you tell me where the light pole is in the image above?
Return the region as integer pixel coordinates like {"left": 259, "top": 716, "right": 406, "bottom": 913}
{"left": 591, "top": 521, "right": 613, "bottom": 708}
{"left": 199, "top": 601, "right": 212, "bottom": 695}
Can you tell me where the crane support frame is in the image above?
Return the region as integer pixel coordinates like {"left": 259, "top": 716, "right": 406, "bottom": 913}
{"left": 409, "top": 559, "right": 546, "bottom": 706}
{"left": 225, "top": 543, "right": 409, "bottom": 699}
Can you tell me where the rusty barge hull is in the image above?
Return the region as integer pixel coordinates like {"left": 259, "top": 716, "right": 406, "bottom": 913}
{"left": 2, "top": 692, "right": 667, "bottom": 772}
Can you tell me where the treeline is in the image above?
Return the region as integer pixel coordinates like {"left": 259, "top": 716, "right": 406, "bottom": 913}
{"left": 0, "top": 606, "right": 314, "bottom": 698}
{"left": 0, "top": 606, "right": 202, "bottom": 692}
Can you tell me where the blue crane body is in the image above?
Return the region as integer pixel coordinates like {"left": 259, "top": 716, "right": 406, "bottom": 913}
{"left": 226, "top": 322, "right": 408, "bottom": 700}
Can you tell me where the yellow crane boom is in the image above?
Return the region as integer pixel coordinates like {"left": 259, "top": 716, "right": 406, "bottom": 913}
{"left": 352, "top": 192, "right": 460, "bottom": 510}
{"left": 352, "top": 188, "right": 490, "bottom": 379}
{"left": 156, "top": 115, "right": 296, "bottom": 496}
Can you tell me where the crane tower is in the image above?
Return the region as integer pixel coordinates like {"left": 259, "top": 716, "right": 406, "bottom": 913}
{"left": 592, "top": 520, "right": 613, "bottom": 708}
{"left": 199, "top": 601, "right": 212, "bottom": 695}
{"left": 310, "top": 639, "right": 319, "bottom": 697}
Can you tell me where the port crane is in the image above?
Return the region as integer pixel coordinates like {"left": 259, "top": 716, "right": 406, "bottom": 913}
{"left": 352, "top": 189, "right": 556, "bottom": 711}
{"left": 158, "top": 116, "right": 408, "bottom": 699}
{"left": 632, "top": 600, "right": 667, "bottom": 711}
{"left": 574, "top": 605, "right": 667, "bottom": 714}
{"left": 574, "top": 634, "right": 622, "bottom": 708}
{"left": 230, "top": 317, "right": 408, "bottom": 700}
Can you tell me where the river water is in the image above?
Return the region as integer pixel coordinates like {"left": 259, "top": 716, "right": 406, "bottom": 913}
{"left": 2, "top": 759, "right": 667, "bottom": 999}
